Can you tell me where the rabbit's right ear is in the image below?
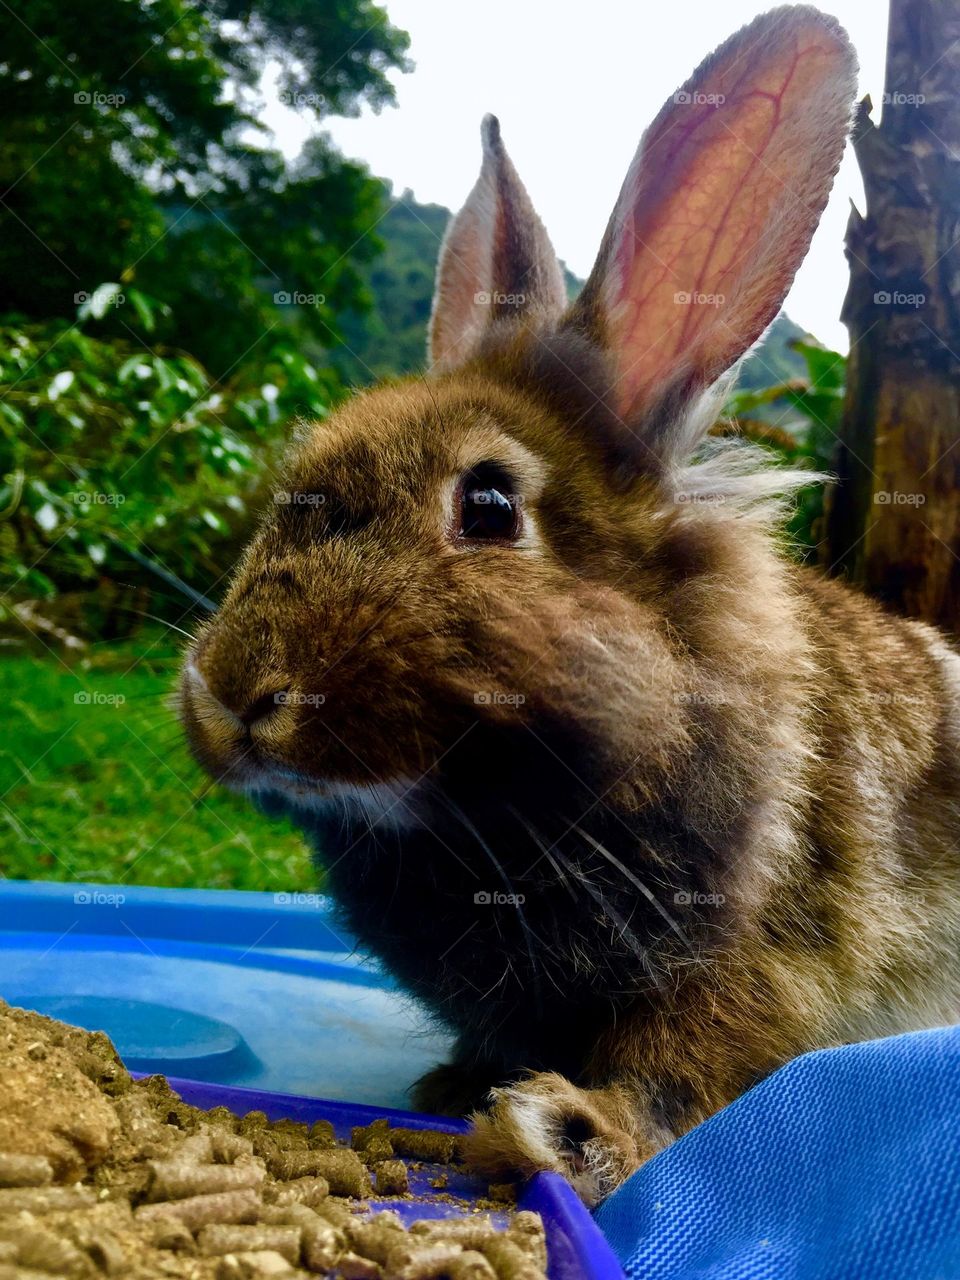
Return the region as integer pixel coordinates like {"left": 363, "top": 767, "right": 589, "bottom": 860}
{"left": 429, "top": 115, "right": 567, "bottom": 372}
{"left": 564, "top": 5, "right": 857, "bottom": 467}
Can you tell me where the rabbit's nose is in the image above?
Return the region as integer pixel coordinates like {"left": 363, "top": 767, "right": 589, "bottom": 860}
{"left": 185, "top": 659, "right": 288, "bottom": 730}
{"left": 237, "top": 688, "right": 289, "bottom": 727}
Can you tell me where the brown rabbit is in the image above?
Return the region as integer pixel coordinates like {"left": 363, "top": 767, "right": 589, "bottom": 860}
{"left": 180, "top": 5, "right": 960, "bottom": 1206}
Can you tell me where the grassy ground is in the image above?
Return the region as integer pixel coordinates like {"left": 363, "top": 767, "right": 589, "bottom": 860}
{"left": 0, "top": 629, "right": 315, "bottom": 891}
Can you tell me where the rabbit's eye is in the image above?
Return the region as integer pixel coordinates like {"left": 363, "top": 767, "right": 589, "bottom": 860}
{"left": 457, "top": 464, "right": 520, "bottom": 541}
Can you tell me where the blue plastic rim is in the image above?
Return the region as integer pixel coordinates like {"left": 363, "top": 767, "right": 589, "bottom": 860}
{"left": 0, "top": 880, "right": 626, "bottom": 1279}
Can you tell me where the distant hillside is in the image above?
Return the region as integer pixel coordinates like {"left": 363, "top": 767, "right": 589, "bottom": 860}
{"left": 737, "top": 313, "right": 813, "bottom": 390}
{"left": 331, "top": 187, "right": 449, "bottom": 385}
{"left": 331, "top": 185, "right": 817, "bottom": 399}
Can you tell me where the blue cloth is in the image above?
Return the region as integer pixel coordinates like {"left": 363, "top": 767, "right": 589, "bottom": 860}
{"left": 595, "top": 1026, "right": 960, "bottom": 1278}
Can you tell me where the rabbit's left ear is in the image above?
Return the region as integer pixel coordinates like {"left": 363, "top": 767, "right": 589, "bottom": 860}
{"left": 429, "top": 115, "right": 567, "bottom": 371}
{"left": 564, "top": 6, "right": 857, "bottom": 460}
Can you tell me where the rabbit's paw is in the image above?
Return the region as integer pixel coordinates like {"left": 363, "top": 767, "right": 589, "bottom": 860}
{"left": 462, "top": 1072, "right": 648, "bottom": 1206}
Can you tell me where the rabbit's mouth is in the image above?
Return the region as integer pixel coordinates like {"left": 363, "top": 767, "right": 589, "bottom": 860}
{"left": 180, "top": 654, "right": 433, "bottom": 833}
{"left": 245, "top": 766, "right": 428, "bottom": 832}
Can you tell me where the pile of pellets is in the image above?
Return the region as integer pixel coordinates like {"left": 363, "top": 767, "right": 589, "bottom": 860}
{"left": 0, "top": 1001, "right": 547, "bottom": 1280}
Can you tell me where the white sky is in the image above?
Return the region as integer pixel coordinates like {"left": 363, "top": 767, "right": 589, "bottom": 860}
{"left": 260, "top": 1, "right": 890, "bottom": 353}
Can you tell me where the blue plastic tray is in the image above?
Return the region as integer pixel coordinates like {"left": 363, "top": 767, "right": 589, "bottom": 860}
{"left": 0, "top": 879, "right": 625, "bottom": 1279}
{"left": 0, "top": 879, "right": 453, "bottom": 1103}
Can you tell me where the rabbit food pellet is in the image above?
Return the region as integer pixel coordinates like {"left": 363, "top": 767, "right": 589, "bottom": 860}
{"left": 0, "top": 1000, "right": 549, "bottom": 1279}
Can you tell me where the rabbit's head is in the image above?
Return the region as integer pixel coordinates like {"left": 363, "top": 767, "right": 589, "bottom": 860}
{"left": 181, "top": 6, "right": 856, "bottom": 840}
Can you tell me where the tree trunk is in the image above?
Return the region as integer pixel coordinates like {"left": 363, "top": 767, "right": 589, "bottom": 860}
{"left": 825, "top": 0, "right": 960, "bottom": 632}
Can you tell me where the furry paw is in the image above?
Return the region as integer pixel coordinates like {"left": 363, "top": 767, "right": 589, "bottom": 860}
{"left": 461, "top": 1072, "right": 652, "bottom": 1206}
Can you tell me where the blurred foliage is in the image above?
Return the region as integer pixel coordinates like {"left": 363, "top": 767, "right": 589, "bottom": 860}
{"left": 0, "top": 0, "right": 413, "bottom": 639}
{"left": 0, "top": 0, "right": 410, "bottom": 377}
{"left": 724, "top": 340, "right": 847, "bottom": 559}
{"left": 0, "top": 312, "right": 334, "bottom": 628}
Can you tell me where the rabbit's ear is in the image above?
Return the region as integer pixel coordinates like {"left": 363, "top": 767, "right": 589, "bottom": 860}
{"left": 429, "top": 115, "right": 567, "bottom": 371}
{"left": 565, "top": 6, "right": 856, "bottom": 462}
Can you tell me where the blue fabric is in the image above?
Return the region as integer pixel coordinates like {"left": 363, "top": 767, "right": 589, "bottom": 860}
{"left": 595, "top": 1026, "right": 960, "bottom": 1278}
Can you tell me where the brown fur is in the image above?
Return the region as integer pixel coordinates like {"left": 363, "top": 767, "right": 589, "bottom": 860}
{"left": 180, "top": 7, "right": 960, "bottom": 1205}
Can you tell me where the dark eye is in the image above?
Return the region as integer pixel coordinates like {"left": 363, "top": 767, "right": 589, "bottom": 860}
{"left": 458, "top": 464, "right": 520, "bottom": 541}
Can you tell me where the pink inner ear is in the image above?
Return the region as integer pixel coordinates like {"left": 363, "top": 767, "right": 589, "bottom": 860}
{"left": 600, "top": 13, "right": 855, "bottom": 423}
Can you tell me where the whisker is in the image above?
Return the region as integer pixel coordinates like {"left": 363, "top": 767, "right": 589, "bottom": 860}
{"left": 548, "top": 842, "right": 662, "bottom": 987}
{"left": 434, "top": 792, "right": 553, "bottom": 1012}
{"left": 567, "top": 821, "right": 692, "bottom": 950}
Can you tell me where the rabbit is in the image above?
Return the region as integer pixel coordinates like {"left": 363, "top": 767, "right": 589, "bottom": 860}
{"left": 180, "top": 4, "right": 960, "bottom": 1207}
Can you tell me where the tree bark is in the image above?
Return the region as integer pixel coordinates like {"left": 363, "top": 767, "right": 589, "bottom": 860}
{"left": 826, "top": 0, "right": 960, "bottom": 632}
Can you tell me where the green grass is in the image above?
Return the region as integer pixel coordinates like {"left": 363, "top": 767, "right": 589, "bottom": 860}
{"left": 0, "top": 631, "right": 315, "bottom": 891}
